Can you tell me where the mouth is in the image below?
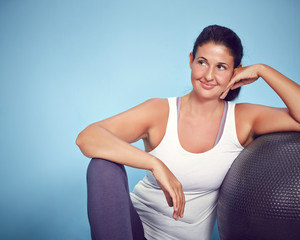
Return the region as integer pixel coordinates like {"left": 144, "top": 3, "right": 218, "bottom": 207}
{"left": 200, "top": 81, "right": 216, "bottom": 90}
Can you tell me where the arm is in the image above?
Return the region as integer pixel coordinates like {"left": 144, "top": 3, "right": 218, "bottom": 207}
{"left": 221, "top": 64, "right": 300, "bottom": 144}
{"left": 76, "top": 98, "right": 185, "bottom": 220}
{"left": 260, "top": 64, "right": 300, "bottom": 122}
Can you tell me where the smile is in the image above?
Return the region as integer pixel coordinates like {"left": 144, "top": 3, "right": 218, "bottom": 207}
{"left": 200, "top": 81, "right": 216, "bottom": 90}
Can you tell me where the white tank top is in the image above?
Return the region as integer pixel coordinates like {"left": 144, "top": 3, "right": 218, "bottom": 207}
{"left": 131, "top": 97, "right": 244, "bottom": 240}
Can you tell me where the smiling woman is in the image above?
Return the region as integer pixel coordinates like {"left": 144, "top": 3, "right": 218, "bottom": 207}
{"left": 76, "top": 25, "right": 300, "bottom": 240}
{"left": 189, "top": 42, "right": 235, "bottom": 100}
{"left": 191, "top": 25, "right": 243, "bottom": 101}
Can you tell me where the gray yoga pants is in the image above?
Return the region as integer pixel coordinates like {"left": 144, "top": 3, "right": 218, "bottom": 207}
{"left": 86, "top": 158, "right": 146, "bottom": 240}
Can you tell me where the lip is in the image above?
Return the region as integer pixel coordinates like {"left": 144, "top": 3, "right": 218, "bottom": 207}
{"left": 200, "top": 81, "right": 216, "bottom": 90}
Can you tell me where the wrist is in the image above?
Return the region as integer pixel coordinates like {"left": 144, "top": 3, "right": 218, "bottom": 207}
{"left": 149, "top": 156, "right": 163, "bottom": 173}
{"left": 256, "top": 63, "right": 268, "bottom": 78}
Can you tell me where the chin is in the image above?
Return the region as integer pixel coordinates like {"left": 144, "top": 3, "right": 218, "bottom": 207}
{"left": 193, "top": 91, "right": 220, "bottom": 101}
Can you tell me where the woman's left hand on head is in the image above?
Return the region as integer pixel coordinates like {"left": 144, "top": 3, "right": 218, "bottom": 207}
{"left": 220, "top": 64, "right": 261, "bottom": 99}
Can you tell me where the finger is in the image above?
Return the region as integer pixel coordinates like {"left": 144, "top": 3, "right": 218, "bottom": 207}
{"left": 175, "top": 183, "right": 184, "bottom": 219}
{"left": 231, "top": 78, "right": 257, "bottom": 90}
{"left": 172, "top": 190, "right": 181, "bottom": 220}
{"left": 230, "top": 81, "right": 243, "bottom": 90}
{"left": 163, "top": 190, "right": 173, "bottom": 207}
{"left": 175, "top": 193, "right": 181, "bottom": 220}
{"left": 221, "top": 78, "right": 237, "bottom": 99}
{"left": 180, "top": 192, "right": 185, "bottom": 218}
{"left": 165, "top": 190, "right": 179, "bottom": 220}
{"left": 171, "top": 193, "right": 179, "bottom": 220}
{"left": 167, "top": 190, "right": 176, "bottom": 216}
{"left": 177, "top": 183, "right": 184, "bottom": 219}
{"left": 177, "top": 185, "right": 184, "bottom": 218}
{"left": 220, "top": 88, "right": 231, "bottom": 99}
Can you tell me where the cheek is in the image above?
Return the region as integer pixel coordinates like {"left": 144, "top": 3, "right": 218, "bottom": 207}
{"left": 191, "top": 66, "right": 205, "bottom": 78}
{"left": 216, "top": 72, "right": 233, "bottom": 85}
{"left": 190, "top": 68, "right": 198, "bottom": 80}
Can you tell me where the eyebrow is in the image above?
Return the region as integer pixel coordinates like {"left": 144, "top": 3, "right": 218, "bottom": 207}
{"left": 197, "top": 57, "right": 208, "bottom": 61}
{"left": 197, "top": 57, "right": 230, "bottom": 67}
{"left": 218, "top": 62, "right": 230, "bottom": 67}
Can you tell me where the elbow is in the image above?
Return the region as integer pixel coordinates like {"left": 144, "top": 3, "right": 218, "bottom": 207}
{"left": 76, "top": 131, "right": 85, "bottom": 149}
{"left": 75, "top": 136, "right": 81, "bottom": 147}
{"left": 75, "top": 124, "right": 105, "bottom": 158}
{"left": 75, "top": 132, "right": 92, "bottom": 158}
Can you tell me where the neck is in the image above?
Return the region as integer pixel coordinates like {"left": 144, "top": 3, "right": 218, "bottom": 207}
{"left": 182, "top": 91, "right": 224, "bottom": 117}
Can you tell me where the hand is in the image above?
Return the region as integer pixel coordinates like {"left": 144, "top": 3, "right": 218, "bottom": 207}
{"left": 151, "top": 158, "right": 185, "bottom": 221}
{"left": 220, "top": 64, "right": 261, "bottom": 99}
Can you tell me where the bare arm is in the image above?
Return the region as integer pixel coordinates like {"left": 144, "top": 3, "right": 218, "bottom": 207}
{"left": 223, "top": 64, "right": 300, "bottom": 144}
{"left": 254, "top": 64, "right": 300, "bottom": 122}
{"left": 76, "top": 98, "right": 185, "bottom": 220}
{"left": 76, "top": 108, "right": 155, "bottom": 170}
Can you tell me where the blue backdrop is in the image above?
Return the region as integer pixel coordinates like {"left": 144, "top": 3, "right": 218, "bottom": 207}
{"left": 1, "top": 0, "right": 299, "bottom": 239}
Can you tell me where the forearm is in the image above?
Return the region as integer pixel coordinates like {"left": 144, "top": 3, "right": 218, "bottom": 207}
{"left": 76, "top": 125, "right": 158, "bottom": 171}
{"left": 258, "top": 64, "right": 300, "bottom": 122}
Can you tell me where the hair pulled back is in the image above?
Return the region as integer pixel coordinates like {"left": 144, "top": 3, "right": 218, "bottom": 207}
{"left": 192, "top": 25, "right": 243, "bottom": 101}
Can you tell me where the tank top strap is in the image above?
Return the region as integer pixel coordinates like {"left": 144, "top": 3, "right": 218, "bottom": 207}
{"left": 214, "top": 101, "right": 228, "bottom": 146}
{"left": 223, "top": 101, "right": 242, "bottom": 148}
{"left": 164, "top": 97, "right": 178, "bottom": 140}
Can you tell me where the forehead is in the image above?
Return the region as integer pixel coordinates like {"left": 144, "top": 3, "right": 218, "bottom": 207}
{"left": 196, "top": 42, "right": 234, "bottom": 63}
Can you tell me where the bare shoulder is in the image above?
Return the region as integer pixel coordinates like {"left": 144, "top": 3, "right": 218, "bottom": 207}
{"left": 96, "top": 97, "right": 169, "bottom": 144}
{"left": 236, "top": 102, "right": 280, "bottom": 112}
{"left": 135, "top": 97, "right": 169, "bottom": 129}
{"left": 235, "top": 102, "right": 300, "bottom": 146}
{"left": 143, "top": 98, "right": 169, "bottom": 112}
{"left": 236, "top": 102, "right": 293, "bottom": 124}
{"left": 235, "top": 102, "right": 267, "bottom": 121}
{"left": 134, "top": 98, "right": 169, "bottom": 123}
{"left": 101, "top": 98, "right": 168, "bottom": 124}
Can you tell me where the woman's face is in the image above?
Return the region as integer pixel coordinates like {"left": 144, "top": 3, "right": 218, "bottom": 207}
{"left": 190, "top": 42, "right": 235, "bottom": 100}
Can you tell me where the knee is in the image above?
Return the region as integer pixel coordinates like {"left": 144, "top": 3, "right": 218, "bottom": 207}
{"left": 87, "top": 158, "right": 127, "bottom": 186}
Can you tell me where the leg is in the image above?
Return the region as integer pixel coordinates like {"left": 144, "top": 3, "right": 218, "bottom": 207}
{"left": 86, "top": 158, "right": 145, "bottom": 240}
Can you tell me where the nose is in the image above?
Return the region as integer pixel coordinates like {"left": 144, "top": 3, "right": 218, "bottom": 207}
{"left": 205, "top": 67, "right": 214, "bottom": 81}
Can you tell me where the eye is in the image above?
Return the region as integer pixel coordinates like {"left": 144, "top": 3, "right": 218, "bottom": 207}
{"left": 217, "top": 64, "right": 227, "bottom": 70}
{"left": 198, "top": 60, "right": 207, "bottom": 66}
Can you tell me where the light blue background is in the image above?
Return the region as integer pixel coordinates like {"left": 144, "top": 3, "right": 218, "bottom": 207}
{"left": 1, "top": 0, "right": 299, "bottom": 239}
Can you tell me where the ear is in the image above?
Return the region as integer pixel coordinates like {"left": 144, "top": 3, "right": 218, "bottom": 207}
{"left": 189, "top": 52, "right": 194, "bottom": 68}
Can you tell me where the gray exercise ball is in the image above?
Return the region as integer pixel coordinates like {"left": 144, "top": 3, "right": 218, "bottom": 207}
{"left": 217, "top": 132, "right": 300, "bottom": 240}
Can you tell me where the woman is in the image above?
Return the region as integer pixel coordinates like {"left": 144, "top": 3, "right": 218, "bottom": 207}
{"left": 76, "top": 25, "right": 300, "bottom": 240}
